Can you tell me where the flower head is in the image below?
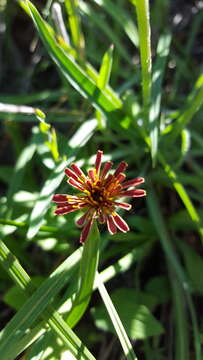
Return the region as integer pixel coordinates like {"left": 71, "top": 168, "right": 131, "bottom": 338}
{"left": 52, "top": 150, "right": 146, "bottom": 243}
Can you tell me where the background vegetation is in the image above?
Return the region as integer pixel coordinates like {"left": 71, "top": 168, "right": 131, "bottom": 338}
{"left": 0, "top": 0, "right": 203, "bottom": 359}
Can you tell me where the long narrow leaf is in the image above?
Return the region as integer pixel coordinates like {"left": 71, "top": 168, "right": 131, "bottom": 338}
{"left": 27, "top": 159, "right": 67, "bottom": 239}
{"left": 147, "top": 188, "right": 201, "bottom": 360}
{"left": 130, "top": 0, "right": 152, "bottom": 119}
{"left": 0, "top": 238, "right": 95, "bottom": 360}
{"left": 149, "top": 32, "right": 171, "bottom": 164}
{"left": 19, "top": 0, "right": 122, "bottom": 117}
{"left": 92, "top": 0, "right": 139, "bottom": 47}
{"left": 96, "top": 272, "right": 138, "bottom": 360}
{"left": 159, "top": 154, "right": 203, "bottom": 241}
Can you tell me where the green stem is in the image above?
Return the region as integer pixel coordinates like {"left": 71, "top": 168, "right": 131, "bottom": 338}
{"left": 132, "top": 0, "right": 152, "bottom": 122}
{"left": 66, "top": 221, "right": 100, "bottom": 328}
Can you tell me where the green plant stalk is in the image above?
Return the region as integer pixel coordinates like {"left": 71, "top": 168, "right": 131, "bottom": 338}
{"left": 0, "top": 238, "right": 95, "bottom": 360}
{"left": 96, "top": 272, "right": 138, "bottom": 360}
{"left": 59, "top": 241, "right": 152, "bottom": 315}
{"left": 131, "top": 0, "right": 152, "bottom": 122}
{"left": 66, "top": 221, "right": 100, "bottom": 327}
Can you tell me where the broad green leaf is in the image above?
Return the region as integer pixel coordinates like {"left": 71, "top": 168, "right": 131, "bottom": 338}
{"left": 181, "top": 242, "right": 203, "bottom": 295}
{"left": 93, "top": 287, "right": 164, "bottom": 339}
{"left": 145, "top": 276, "right": 170, "bottom": 304}
{"left": 3, "top": 277, "right": 43, "bottom": 311}
{"left": 0, "top": 239, "right": 96, "bottom": 360}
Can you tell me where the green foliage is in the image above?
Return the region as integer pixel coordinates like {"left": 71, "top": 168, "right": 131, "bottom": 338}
{"left": 0, "top": 0, "right": 203, "bottom": 359}
{"left": 92, "top": 288, "right": 164, "bottom": 339}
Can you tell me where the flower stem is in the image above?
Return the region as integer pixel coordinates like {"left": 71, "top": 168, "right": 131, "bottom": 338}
{"left": 66, "top": 220, "right": 100, "bottom": 327}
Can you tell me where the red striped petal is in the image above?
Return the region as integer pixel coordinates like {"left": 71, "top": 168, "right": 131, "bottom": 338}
{"left": 76, "top": 211, "right": 89, "bottom": 227}
{"left": 104, "top": 173, "right": 113, "bottom": 185}
{"left": 95, "top": 150, "right": 103, "bottom": 175}
{"left": 80, "top": 218, "right": 94, "bottom": 244}
{"left": 107, "top": 216, "right": 117, "bottom": 235}
{"left": 112, "top": 213, "right": 129, "bottom": 232}
{"left": 55, "top": 206, "right": 79, "bottom": 215}
{"left": 122, "top": 177, "right": 145, "bottom": 189}
{"left": 114, "top": 202, "right": 132, "bottom": 210}
{"left": 114, "top": 161, "right": 127, "bottom": 176}
{"left": 71, "top": 163, "right": 86, "bottom": 179}
{"left": 52, "top": 194, "right": 68, "bottom": 203}
{"left": 100, "top": 161, "right": 112, "bottom": 180}
{"left": 68, "top": 178, "right": 85, "bottom": 191}
{"left": 116, "top": 173, "right": 126, "bottom": 183}
{"left": 56, "top": 202, "right": 69, "bottom": 208}
{"left": 65, "top": 168, "right": 82, "bottom": 183}
{"left": 120, "top": 189, "right": 146, "bottom": 197}
{"left": 88, "top": 169, "right": 96, "bottom": 182}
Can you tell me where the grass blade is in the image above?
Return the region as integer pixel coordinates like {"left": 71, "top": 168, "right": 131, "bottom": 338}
{"left": 0, "top": 238, "right": 95, "bottom": 360}
{"left": 65, "top": 0, "right": 85, "bottom": 57}
{"left": 92, "top": 0, "right": 139, "bottom": 47}
{"left": 149, "top": 32, "right": 171, "bottom": 164}
{"left": 6, "top": 139, "right": 36, "bottom": 216}
{"left": 79, "top": 0, "right": 131, "bottom": 63}
{"left": 27, "top": 118, "right": 97, "bottom": 240}
{"left": 19, "top": 0, "right": 122, "bottom": 116}
{"left": 96, "top": 272, "right": 138, "bottom": 360}
{"left": 27, "top": 159, "right": 67, "bottom": 239}
{"left": 163, "top": 75, "right": 203, "bottom": 139}
{"left": 159, "top": 154, "right": 203, "bottom": 242}
{"left": 147, "top": 187, "right": 201, "bottom": 360}
{"left": 130, "top": 0, "right": 152, "bottom": 120}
